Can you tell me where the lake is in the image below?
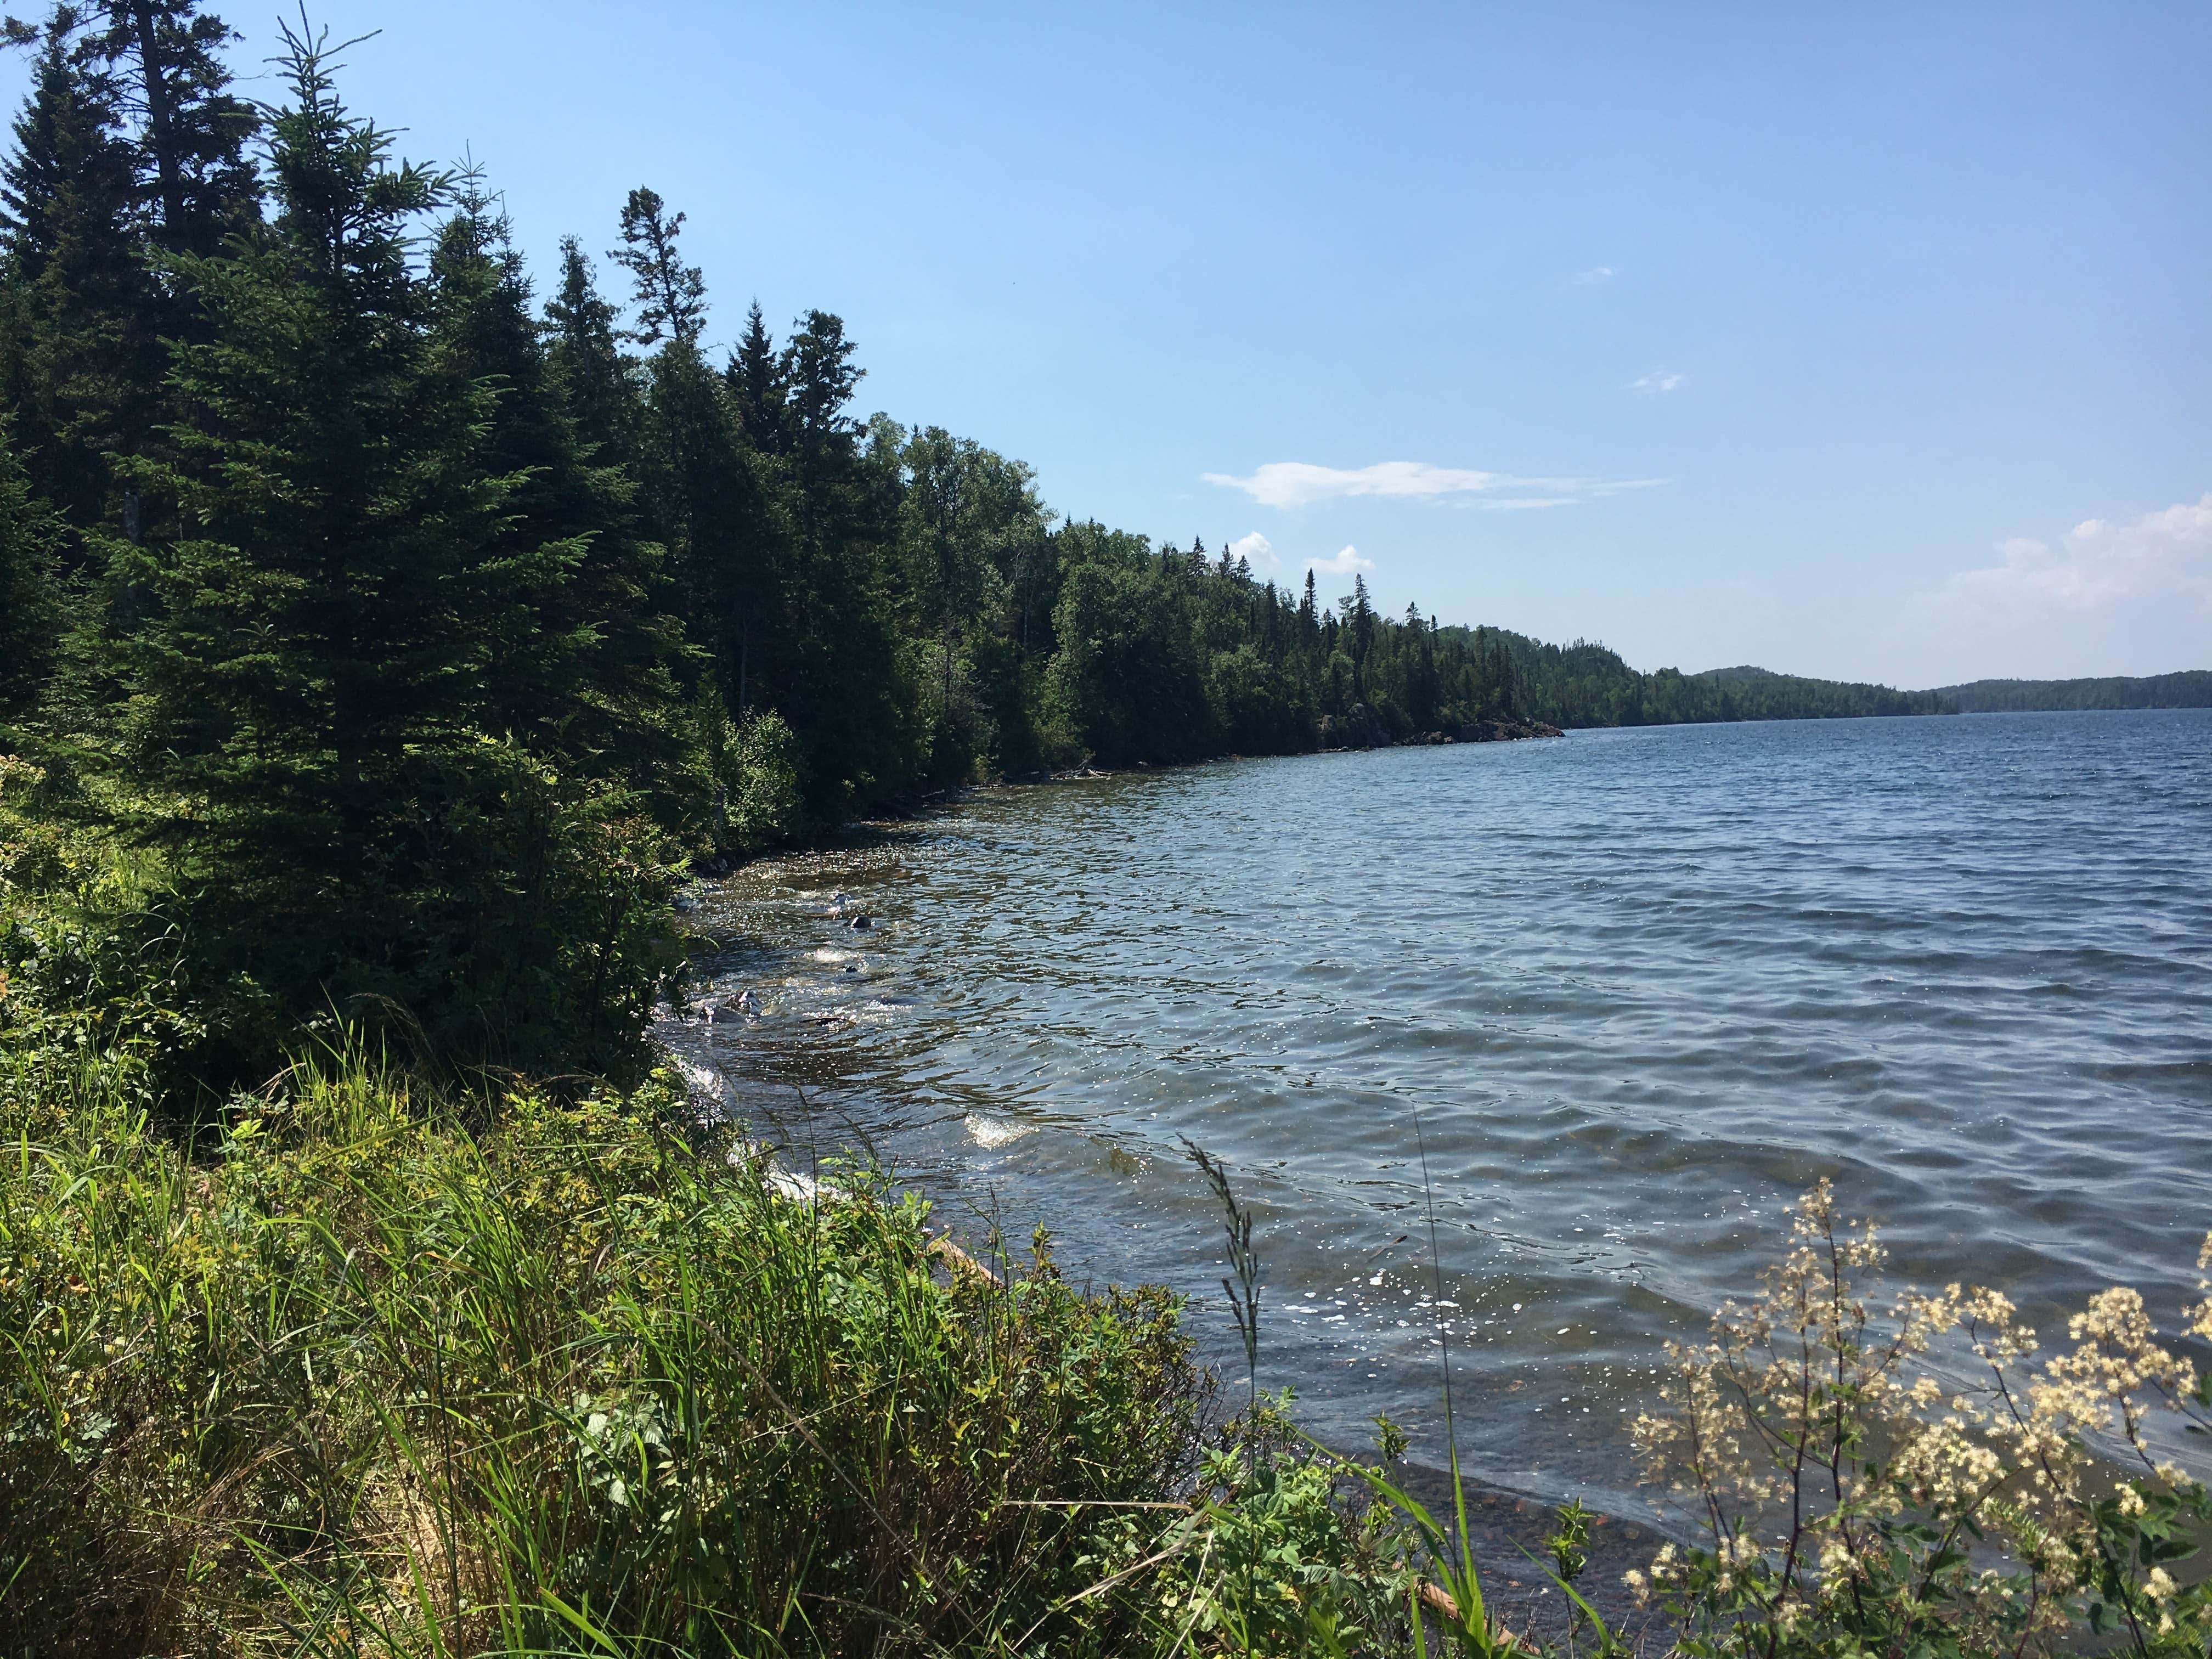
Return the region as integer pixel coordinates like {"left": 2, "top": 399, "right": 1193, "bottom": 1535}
{"left": 660, "top": 708, "right": 2212, "bottom": 1520}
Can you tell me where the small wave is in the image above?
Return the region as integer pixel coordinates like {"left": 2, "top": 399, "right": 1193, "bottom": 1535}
{"left": 670, "top": 1054, "right": 724, "bottom": 1102}
{"left": 766, "top": 1164, "right": 828, "bottom": 1204}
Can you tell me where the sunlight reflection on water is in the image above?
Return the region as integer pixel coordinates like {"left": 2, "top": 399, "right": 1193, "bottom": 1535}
{"left": 658, "top": 709, "right": 2212, "bottom": 1519}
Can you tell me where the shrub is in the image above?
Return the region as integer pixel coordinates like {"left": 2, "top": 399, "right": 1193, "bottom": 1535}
{"left": 1630, "top": 1180, "right": 2212, "bottom": 1657}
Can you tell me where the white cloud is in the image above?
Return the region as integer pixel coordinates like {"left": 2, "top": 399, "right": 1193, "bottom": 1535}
{"left": 1227, "top": 531, "right": 1280, "bottom": 571}
{"left": 1574, "top": 265, "right": 1616, "bottom": 284}
{"left": 1202, "top": 460, "right": 1499, "bottom": 510}
{"left": 1919, "top": 494, "right": 2212, "bottom": 619}
{"left": 1628, "top": 368, "right": 1685, "bottom": 394}
{"left": 1305, "top": 544, "right": 1374, "bottom": 576}
{"left": 1201, "top": 460, "right": 1666, "bottom": 512}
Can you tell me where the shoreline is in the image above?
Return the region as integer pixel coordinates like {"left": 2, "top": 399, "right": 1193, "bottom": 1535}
{"left": 661, "top": 1034, "right": 1672, "bottom": 1647}
{"left": 745, "top": 715, "right": 1571, "bottom": 846}
{"left": 663, "top": 828, "right": 1679, "bottom": 1643}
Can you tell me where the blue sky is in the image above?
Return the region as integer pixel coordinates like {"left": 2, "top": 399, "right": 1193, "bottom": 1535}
{"left": 11, "top": 2, "right": 2207, "bottom": 686}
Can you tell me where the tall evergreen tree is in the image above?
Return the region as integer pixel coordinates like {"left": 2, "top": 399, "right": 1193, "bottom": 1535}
{"left": 102, "top": 21, "right": 677, "bottom": 1075}
{"left": 543, "top": 233, "right": 643, "bottom": 469}
{"left": 898, "top": 424, "right": 980, "bottom": 761}
{"left": 610, "top": 184, "right": 703, "bottom": 347}
{"left": 635, "top": 334, "right": 762, "bottom": 702}
{"left": 725, "top": 297, "right": 783, "bottom": 453}
{"left": 83, "top": 0, "right": 258, "bottom": 263}
{"left": 428, "top": 176, "right": 690, "bottom": 815}
{"left": 780, "top": 307, "right": 862, "bottom": 448}
{"left": 0, "top": 15, "right": 151, "bottom": 534}
{"left": 760, "top": 312, "right": 913, "bottom": 811}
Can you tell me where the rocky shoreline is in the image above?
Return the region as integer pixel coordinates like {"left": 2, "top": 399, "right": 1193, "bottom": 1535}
{"left": 981, "top": 714, "right": 1565, "bottom": 791}
{"left": 1399, "top": 716, "right": 1567, "bottom": 746}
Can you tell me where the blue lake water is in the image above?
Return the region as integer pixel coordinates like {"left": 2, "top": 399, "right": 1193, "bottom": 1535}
{"left": 663, "top": 709, "right": 2212, "bottom": 1518}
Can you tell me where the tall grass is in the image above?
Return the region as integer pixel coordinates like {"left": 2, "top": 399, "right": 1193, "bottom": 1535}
{"left": 0, "top": 1048, "right": 1209, "bottom": 1655}
{"left": 9, "top": 1036, "right": 2203, "bottom": 1657}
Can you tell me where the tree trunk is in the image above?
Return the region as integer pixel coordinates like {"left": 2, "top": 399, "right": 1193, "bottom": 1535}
{"left": 126, "top": 2, "right": 185, "bottom": 241}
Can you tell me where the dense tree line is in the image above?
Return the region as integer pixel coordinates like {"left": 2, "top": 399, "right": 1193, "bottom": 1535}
{"left": 1459, "top": 647, "right": 1943, "bottom": 727}
{"left": 1931, "top": 671, "right": 2212, "bottom": 713}
{"left": 0, "top": 5, "right": 2050, "bottom": 1084}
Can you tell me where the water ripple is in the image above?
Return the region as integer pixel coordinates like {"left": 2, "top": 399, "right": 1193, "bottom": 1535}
{"left": 663, "top": 709, "right": 2212, "bottom": 1514}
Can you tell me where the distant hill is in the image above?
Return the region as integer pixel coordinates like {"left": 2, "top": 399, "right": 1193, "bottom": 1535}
{"left": 1925, "top": 671, "right": 2212, "bottom": 713}
{"left": 1424, "top": 634, "right": 2210, "bottom": 731}
{"left": 1684, "top": 663, "right": 1942, "bottom": 718}
{"left": 1422, "top": 631, "right": 1944, "bottom": 727}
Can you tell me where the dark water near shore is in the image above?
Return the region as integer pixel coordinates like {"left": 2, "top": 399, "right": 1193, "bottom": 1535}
{"left": 659, "top": 709, "right": 2212, "bottom": 1524}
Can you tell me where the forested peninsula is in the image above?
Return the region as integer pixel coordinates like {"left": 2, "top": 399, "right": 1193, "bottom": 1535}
{"left": 1930, "top": 669, "right": 2212, "bottom": 712}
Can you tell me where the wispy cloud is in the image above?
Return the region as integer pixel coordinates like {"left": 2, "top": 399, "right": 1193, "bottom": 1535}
{"left": 1203, "top": 461, "right": 1498, "bottom": 510}
{"left": 1306, "top": 545, "right": 1373, "bottom": 576}
{"left": 1227, "top": 531, "right": 1280, "bottom": 571}
{"left": 1202, "top": 459, "right": 1664, "bottom": 512}
{"left": 1573, "top": 265, "right": 1616, "bottom": 284}
{"left": 1628, "top": 368, "right": 1685, "bottom": 394}
{"left": 1916, "top": 494, "right": 2212, "bottom": 620}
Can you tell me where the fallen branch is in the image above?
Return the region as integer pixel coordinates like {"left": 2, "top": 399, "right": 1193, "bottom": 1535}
{"left": 927, "top": 1232, "right": 1002, "bottom": 1286}
{"left": 1418, "top": 1581, "right": 1534, "bottom": 1654}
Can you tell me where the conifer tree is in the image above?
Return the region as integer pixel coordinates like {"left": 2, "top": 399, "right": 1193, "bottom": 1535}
{"left": 543, "top": 234, "right": 642, "bottom": 471}
{"left": 428, "top": 176, "right": 689, "bottom": 814}
{"left": 780, "top": 307, "right": 862, "bottom": 448}
{"left": 103, "top": 21, "right": 677, "bottom": 1074}
{"left": 726, "top": 297, "right": 783, "bottom": 452}
{"left": 610, "top": 184, "right": 703, "bottom": 347}
{"left": 765, "top": 311, "right": 912, "bottom": 810}
{"left": 635, "top": 331, "right": 761, "bottom": 698}
{"left": 0, "top": 15, "right": 152, "bottom": 535}
{"left": 82, "top": 0, "right": 258, "bottom": 264}
{"left": 601, "top": 185, "right": 776, "bottom": 729}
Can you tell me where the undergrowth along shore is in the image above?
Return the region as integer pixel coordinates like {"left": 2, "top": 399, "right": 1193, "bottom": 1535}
{"left": 5, "top": 1039, "right": 2212, "bottom": 1657}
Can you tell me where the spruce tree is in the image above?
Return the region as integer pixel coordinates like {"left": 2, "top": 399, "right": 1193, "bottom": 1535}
{"left": 544, "top": 234, "right": 642, "bottom": 471}
{"left": 428, "top": 176, "right": 689, "bottom": 814}
{"left": 652, "top": 345, "right": 775, "bottom": 698}
{"left": 759, "top": 308, "right": 912, "bottom": 814}
{"left": 104, "top": 21, "right": 676, "bottom": 1075}
{"left": 83, "top": 0, "right": 259, "bottom": 264}
{"left": 610, "top": 184, "right": 703, "bottom": 347}
{"left": 600, "top": 184, "right": 774, "bottom": 729}
{"left": 725, "top": 297, "right": 783, "bottom": 452}
{"left": 0, "top": 15, "right": 152, "bottom": 536}
{"left": 781, "top": 308, "right": 861, "bottom": 447}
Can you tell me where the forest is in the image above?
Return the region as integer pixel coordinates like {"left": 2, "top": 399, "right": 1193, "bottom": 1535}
{"left": 1932, "top": 669, "right": 2212, "bottom": 712}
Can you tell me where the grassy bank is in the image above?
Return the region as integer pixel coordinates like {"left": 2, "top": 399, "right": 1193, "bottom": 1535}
{"left": 0, "top": 1046, "right": 1435, "bottom": 1656}
{"left": 6, "top": 1039, "right": 2212, "bottom": 1655}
